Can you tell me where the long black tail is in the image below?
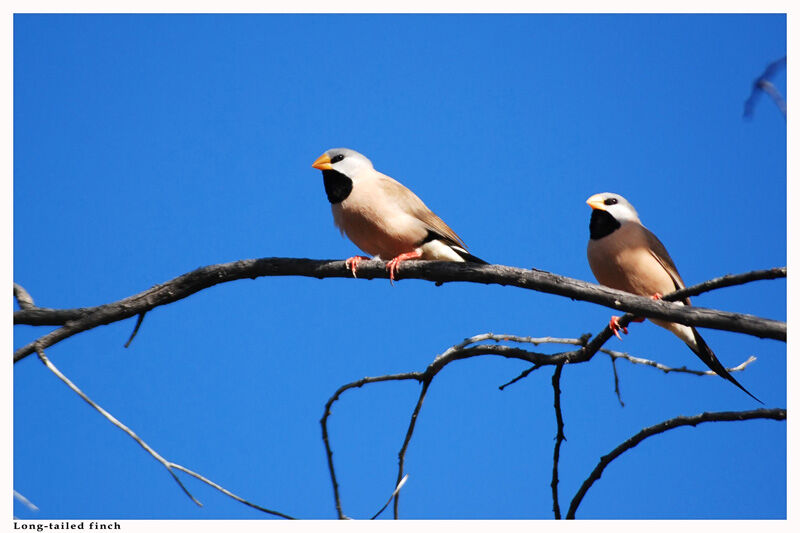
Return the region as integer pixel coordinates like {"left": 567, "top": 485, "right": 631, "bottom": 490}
{"left": 690, "top": 327, "right": 762, "bottom": 404}
{"left": 451, "top": 246, "right": 488, "bottom": 264}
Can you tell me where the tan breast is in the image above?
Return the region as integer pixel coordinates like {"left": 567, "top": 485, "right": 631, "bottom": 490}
{"left": 331, "top": 178, "right": 428, "bottom": 259}
{"left": 587, "top": 222, "right": 678, "bottom": 298}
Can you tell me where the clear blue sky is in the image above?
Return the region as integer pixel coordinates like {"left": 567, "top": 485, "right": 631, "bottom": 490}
{"left": 13, "top": 14, "right": 786, "bottom": 520}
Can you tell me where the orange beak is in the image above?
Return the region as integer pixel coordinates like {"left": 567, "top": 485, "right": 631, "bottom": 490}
{"left": 586, "top": 194, "right": 606, "bottom": 211}
{"left": 312, "top": 153, "right": 332, "bottom": 171}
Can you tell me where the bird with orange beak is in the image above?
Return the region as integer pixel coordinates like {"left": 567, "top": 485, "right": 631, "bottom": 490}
{"left": 585, "top": 192, "right": 760, "bottom": 402}
{"left": 311, "top": 148, "right": 485, "bottom": 282}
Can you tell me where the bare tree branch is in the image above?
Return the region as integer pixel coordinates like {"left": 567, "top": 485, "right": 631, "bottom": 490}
{"left": 370, "top": 332, "right": 766, "bottom": 518}
{"left": 35, "top": 346, "right": 201, "bottom": 506}
{"left": 371, "top": 474, "right": 408, "bottom": 520}
{"left": 662, "top": 267, "right": 786, "bottom": 302}
{"left": 551, "top": 364, "right": 566, "bottom": 519}
{"left": 13, "top": 490, "right": 39, "bottom": 513}
{"left": 12, "top": 260, "right": 786, "bottom": 363}
{"left": 608, "top": 356, "right": 624, "bottom": 406}
{"left": 35, "top": 346, "right": 294, "bottom": 519}
{"left": 320, "top": 372, "right": 422, "bottom": 519}
{"left": 123, "top": 312, "right": 146, "bottom": 348}
{"left": 744, "top": 56, "right": 786, "bottom": 119}
{"left": 498, "top": 333, "right": 756, "bottom": 391}
{"left": 394, "top": 380, "right": 432, "bottom": 519}
{"left": 565, "top": 408, "right": 787, "bottom": 519}
{"left": 171, "top": 464, "right": 295, "bottom": 519}
{"left": 606, "top": 350, "right": 757, "bottom": 376}
{"left": 13, "top": 283, "right": 35, "bottom": 310}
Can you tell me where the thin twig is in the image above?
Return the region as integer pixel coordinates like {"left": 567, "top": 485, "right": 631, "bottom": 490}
{"left": 171, "top": 464, "right": 295, "bottom": 519}
{"left": 605, "top": 350, "right": 757, "bottom": 377}
{"left": 323, "top": 332, "right": 769, "bottom": 520}
{"left": 35, "top": 346, "right": 202, "bottom": 506}
{"left": 394, "top": 380, "right": 432, "bottom": 519}
{"left": 499, "top": 363, "right": 543, "bottom": 390}
{"left": 551, "top": 364, "right": 566, "bottom": 519}
{"left": 13, "top": 490, "right": 39, "bottom": 512}
{"left": 319, "top": 334, "right": 577, "bottom": 519}
{"left": 320, "top": 372, "right": 422, "bottom": 519}
{"left": 124, "top": 312, "right": 146, "bottom": 348}
{"left": 35, "top": 346, "right": 293, "bottom": 518}
{"left": 465, "top": 331, "right": 757, "bottom": 388}
{"left": 609, "top": 355, "right": 624, "bottom": 407}
{"left": 13, "top": 261, "right": 786, "bottom": 362}
{"left": 371, "top": 474, "right": 408, "bottom": 520}
{"left": 565, "top": 408, "right": 787, "bottom": 519}
{"left": 744, "top": 57, "right": 786, "bottom": 119}
{"left": 499, "top": 331, "right": 757, "bottom": 391}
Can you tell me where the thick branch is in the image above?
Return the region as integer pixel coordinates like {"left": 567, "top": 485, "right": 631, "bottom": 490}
{"left": 12, "top": 260, "right": 786, "bottom": 362}
{"left": 565, "top": 408, "right": 787, "bottom": 519}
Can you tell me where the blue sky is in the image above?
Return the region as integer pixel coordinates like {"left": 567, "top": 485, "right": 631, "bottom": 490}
{"left": 13, "top": 14, "right": 786, "bottom": 520}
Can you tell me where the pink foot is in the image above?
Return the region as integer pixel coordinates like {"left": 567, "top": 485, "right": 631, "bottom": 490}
{"left": 623, "top": 293, "right": 661, "bottom": 325}
{"left": 609, "top": 316, "right": 628, "bottom": 340}
{"left": 345, "top": 256, "right": 371, "bottom": 278}
{"left": 386, "top": 250, "right": 423, "bottom": 285}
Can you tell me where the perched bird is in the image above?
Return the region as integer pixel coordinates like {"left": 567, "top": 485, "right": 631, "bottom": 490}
{"left": 311, "top": 148, "right": 485, "bottom": 281}
{"left": 585, "top": 192, "right": 760, "bottom": 402}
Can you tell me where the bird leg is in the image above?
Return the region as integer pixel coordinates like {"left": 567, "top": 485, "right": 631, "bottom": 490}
{"left": 609, "top": 316, "right": 629, "bottom": 340}
{"left": 610, "top": 292, "right": 664, "bottom": 339}
{"left": 386, "top": 250, "right": 423, "bottom": 284}
{"left": 345, "top": 256, "right": 371, "bottom": 278}
{"left": 625, "top": 293, "right": 662, "bottom": 324}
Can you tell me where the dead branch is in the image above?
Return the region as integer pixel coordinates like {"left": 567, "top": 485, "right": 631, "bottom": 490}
{"left": 371, "top": 475, "right": 408, "bottom": 520}
{"left": 12, "top": 260, "right": 785, "bottom": 363}
{"left": 123, "top": 312, "right": 147, "bottom": 348}
{"left": 320, "top": 372, "right": 422, "bottom": 519}
{"left": 608, "top": 355, "right": 624, "bottom": 406}
{"left": 498, "top": 331, "right": 756, "bottom": 391}
{"left": 744, "top": 56, "right": 786, "bottom": 118}
{"left": 394, "top": 380, "right": 432, "bottom": 519}
{"left": 551, "top": 364, "right": 566, "bottom": 519}
{"left": 321, "top": 330, "right": 767, "bottom": 519}
{"left": 13, "top": 491, "right": 39, "bottom": 513}
{"left": 565, "top": 407, "right": 787, "bottom": 519}
{"left": 13, "top": 283, "right": 36, "bottom": 310}
{"left": 35, "top": 346, "right": 294, "bottom": 519}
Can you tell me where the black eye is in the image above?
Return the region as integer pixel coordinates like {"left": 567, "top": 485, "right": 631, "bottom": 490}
{"left": 604, "top": 198, "right": 618, "bottom": 206}
{"left": 331, "top": 154, "right": 345, "bottom": 164}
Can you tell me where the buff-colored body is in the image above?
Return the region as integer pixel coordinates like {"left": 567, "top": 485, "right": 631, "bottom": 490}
{"left": 585, "top": 192, "right": 759, "bottom": 401}
{"left": 331, "top": 169, "right": 464, "bottom": 261}
{"left": 587, "top": 220, "right": 695, "bottom": 347}
{"left": 313, "top": 148, "right": 476, "bottom": 265}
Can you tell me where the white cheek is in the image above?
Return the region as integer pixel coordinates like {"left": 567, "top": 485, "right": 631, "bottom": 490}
{"left": 610, "top": 207, "right": 638, "bottom": 223}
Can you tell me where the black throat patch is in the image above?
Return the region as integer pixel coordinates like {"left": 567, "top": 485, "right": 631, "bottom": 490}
{"left": 321, "top": 169, "right": 353, "bottom": 204}
{"left": 589, "top": 209, "right": 621, "bottom": 240}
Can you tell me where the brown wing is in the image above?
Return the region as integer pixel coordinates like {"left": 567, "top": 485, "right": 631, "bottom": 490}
{"left": 378, "top": 174, "right": 468, "bottom": 250}
{"left": 643, "top": 226, "right": 691, "bottom": 304}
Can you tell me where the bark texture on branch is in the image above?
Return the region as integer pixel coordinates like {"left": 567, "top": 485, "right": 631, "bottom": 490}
{"left": 13, "top": 259, "right": 785, "bottom": 362}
